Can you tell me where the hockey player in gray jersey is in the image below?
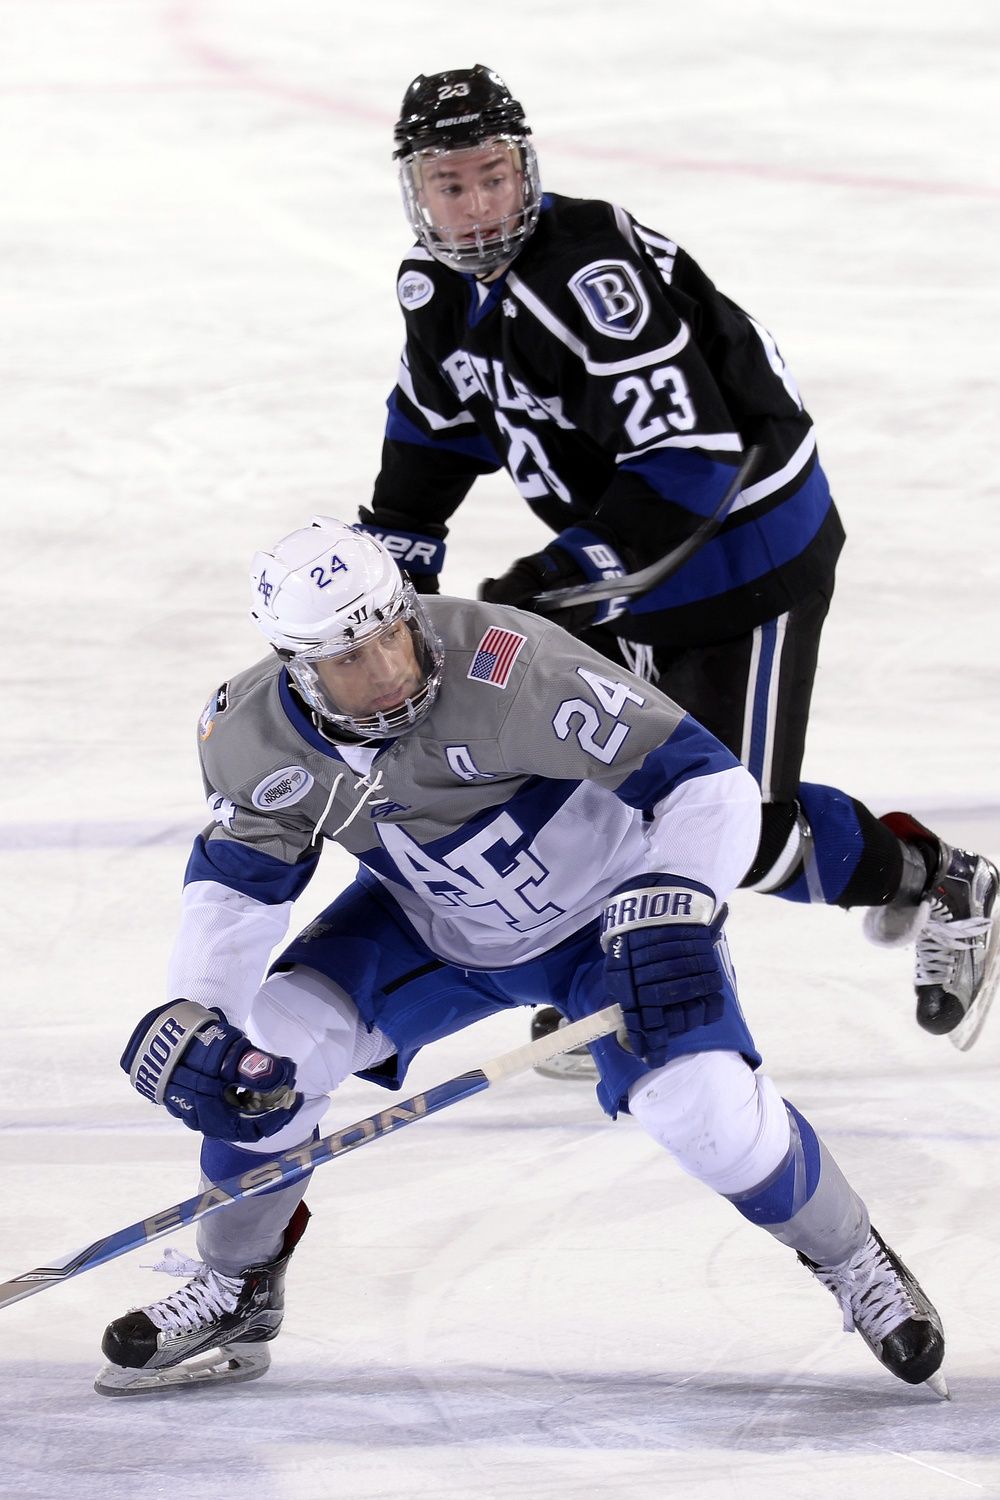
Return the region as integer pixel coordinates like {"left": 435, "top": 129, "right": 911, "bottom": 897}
{"left": 97, "top": 518, "right": 946, "bottom": 1398}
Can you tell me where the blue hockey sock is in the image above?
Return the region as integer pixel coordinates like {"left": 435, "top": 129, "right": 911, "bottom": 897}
{"left": 725, "top": 1101, "right": 821, "bottom": 1227}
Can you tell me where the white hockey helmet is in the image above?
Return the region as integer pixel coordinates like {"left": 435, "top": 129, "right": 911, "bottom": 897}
{"left": 249, "top": 517, "right": 445, "bottom": 740}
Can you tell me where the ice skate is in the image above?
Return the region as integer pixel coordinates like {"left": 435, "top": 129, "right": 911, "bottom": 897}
{"left": 94, "top": 1203, "right": 308, "bottom": 1397}
{"left": 800, "top": 1226, "right": 947, "bottom": 1396}
{"left": 863, "top": 812, "right": 1000, "bottom": 1050}
{"left": 531, "top": 1006, "right": 598, "bottom": 1080}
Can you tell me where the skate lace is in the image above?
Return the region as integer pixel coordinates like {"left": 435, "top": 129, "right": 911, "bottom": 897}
{"left": 914, "top": 900, "right": 992, "bottom": 986}
{"left": 144, "top": 1266, "right": 245, "bottom": 1336}
{"left": 145, "top": 1248, "right": 204, "bottom": 1276}
{"left": 815, "top": 1236, "right": 917, "bottom": 1340}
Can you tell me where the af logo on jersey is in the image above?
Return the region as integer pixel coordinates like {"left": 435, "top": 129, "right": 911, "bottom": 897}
{"left": 568, "top": 260, "right": 650, "bottom": 340}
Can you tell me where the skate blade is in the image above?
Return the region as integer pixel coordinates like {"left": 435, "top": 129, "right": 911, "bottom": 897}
{"left": 93, "top": 1340, "right": 271, "bottom": 1398}
{"left": 950, "top": 914, "right": 1000, "bottom": 1052}
{"left": 924, "top": 1367, "right": 950, "bottom": 1400}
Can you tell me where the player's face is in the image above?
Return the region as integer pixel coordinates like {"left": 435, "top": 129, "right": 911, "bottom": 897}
{"left": 315, "top": 619, "right": 424, "bottom": 719}
{"left": 417, "top": 142, "right": 523, "bottom": 242}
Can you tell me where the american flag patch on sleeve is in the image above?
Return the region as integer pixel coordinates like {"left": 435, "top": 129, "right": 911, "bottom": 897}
{"left": 467, "top": 626, "right": 527, "bottom": 688}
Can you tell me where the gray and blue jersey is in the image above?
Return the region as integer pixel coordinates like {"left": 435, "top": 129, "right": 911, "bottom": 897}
{"left": 168, "top": 597, "right": 760, "bottom": 1019}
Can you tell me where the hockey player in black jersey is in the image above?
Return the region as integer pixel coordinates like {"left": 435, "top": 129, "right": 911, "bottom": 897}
{"left": 360, "top": 63, "right": 999, "bottom": 1052}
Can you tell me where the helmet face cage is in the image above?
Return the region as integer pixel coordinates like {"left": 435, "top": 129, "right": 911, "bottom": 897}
{"left": 249, "top": 519, "right": 446, "bottom": 741}
{"left": 399, "top": 137, "right": 541, "bottom": 278}
{"left": 286, "top": 581, "right": 445, "bottom": 741}
{"left": 393, "top": 65, "right": 541, "bottom": 277}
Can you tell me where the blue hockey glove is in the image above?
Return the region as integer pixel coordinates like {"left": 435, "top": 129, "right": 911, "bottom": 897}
{"left": 357, "top": 505, "right": 446, "bottom": 594}
{"left": 121, "top": 1000, "right": 303, "bottom": 1143}
{"left": 479, "top": 526, "right": 630, "bottom": 631}
{"left": 601, "top": 878, "right": 728, "bottom": 1068}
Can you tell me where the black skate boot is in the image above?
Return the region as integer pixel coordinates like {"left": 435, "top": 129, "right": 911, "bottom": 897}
{"left": 531, "top": 1006, "right": 597, "bottom": 1081}
{"left": 799, "top": 1226, "right": 946, "bottom": 1395}
{"left": 863, "top": 812, "right": 1000, "bottom": 1050}
{"left": 94, "top": 1202, "right": 310, "bottom": 1396}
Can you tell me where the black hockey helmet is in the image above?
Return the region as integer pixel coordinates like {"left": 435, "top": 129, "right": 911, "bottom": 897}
{"left": 393, "top": 64, "right": 531, "bottom": 160}
{"left": 393, "top": 64, "right": 542, "bottom": 277}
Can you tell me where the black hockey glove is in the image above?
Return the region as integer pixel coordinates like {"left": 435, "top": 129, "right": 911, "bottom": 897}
{"left": 121, "top": 1000, "right": 303, "bottom": 1143}
{"left": 357, "top": 505, "right": 446, "bottom": 594}
{"left": 601, "top": 877, "right": 728, "bottom": 1069}
{"left": 479, "top": 526, "right": 631, "bottom": 632}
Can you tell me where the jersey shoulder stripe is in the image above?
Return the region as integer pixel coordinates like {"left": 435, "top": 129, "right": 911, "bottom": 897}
{"left": 506, "top": 270, "right": 690, "bottom": 376}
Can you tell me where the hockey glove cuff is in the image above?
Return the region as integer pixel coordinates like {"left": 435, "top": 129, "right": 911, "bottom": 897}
{"left": 121, "top": 1000, "right": 303, "bottom": 1144}
{"left": 601, "top": 876, "right": 728, "bottom": 1068}
{"left": 547, "top": 527, "right": 630, "bottom": 625}
{"left": 479, "top": 527, "right": 630, "bottom": 632}
{"left": 357, "top": 505, "right": 446, "bottom": 593}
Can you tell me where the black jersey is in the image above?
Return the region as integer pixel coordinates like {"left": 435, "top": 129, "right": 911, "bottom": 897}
{"left": 372, "top": 192, "right": 844, "bottom": 646}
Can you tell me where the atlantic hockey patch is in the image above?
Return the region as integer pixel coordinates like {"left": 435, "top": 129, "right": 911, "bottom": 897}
{"left": 398, "top": 270, "right": 434, "bottom": 310}
{"left": 251, "top": 766, "right": 314, "bottom": 811}
{"left": 568, "top": 259, "right": 650, "bottom": 340}
{"left": 468, "top": 628, "right": 526, "bottom": 688}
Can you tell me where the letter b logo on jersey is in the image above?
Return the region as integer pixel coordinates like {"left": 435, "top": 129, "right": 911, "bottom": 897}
{"left": 569, "top": 260, "right": 650, "bottom": 340}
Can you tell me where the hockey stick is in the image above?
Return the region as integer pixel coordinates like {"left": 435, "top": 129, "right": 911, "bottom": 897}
{"left": 535, "top": 444, "right": 763, "bottom": 611}
{"left": 0, "top": 1002, "right": 622, "bottom": 1312}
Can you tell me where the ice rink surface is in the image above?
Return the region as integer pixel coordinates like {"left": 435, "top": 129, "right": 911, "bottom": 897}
{"left": 2, "top": 2, "right": 999, "bottom": 1496}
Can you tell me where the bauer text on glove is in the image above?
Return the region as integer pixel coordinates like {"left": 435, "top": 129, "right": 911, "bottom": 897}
{"left": 357, "top": 505, "right": 445, "bottom": 593}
